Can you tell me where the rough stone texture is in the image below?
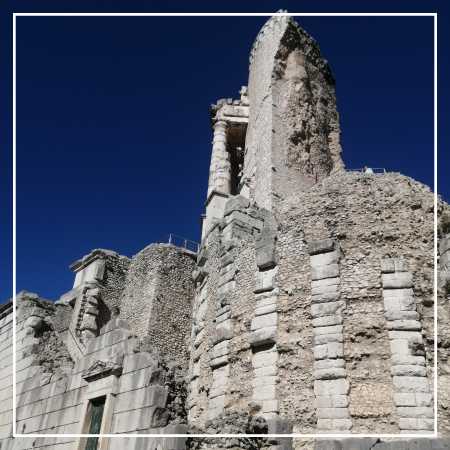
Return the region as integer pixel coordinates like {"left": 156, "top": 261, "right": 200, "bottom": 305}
{"left": 244, "top": 14, "right": 345, "bottom": 213}
{"left": 120, "top": 244, "right": 196, "bottom": 370}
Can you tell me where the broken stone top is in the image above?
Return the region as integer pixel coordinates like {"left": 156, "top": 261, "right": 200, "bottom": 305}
{"left": 69, "top": 248, "right": 129, "bottom": 272}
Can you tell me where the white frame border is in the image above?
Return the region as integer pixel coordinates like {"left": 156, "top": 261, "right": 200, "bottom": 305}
{"left": 12, "top": 11, "right": 438, "bottom": 439}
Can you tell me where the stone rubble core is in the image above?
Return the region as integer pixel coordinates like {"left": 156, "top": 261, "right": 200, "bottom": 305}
{"left": 309, "top": 239, "right": 351, "bottom": 433}
{"left": 381, "top": 258, "right": 434, "bottom": 433}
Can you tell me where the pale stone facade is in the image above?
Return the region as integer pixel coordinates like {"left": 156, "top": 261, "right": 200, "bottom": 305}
{"left": 0, "top": 11, "right": 447, "bottom": 450}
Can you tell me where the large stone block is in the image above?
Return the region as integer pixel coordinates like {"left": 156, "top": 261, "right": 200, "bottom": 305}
{"left": 310, "top": 250, "right": 344, "bottom": 268}
{"left": 390, "top": 339, "right": 410, "bottom": 355}
{"left": 252, "top": 351, "right": 278, "bottom": 369}
{"left": 312, "top": 315, "right": 343, "bottom": 328}
{"left": 314, "top": 368, "right": 347, "bottom": 380}
{"left": 253, "top": 273, "right": 276, "bottom": 293}
{"left": 314, "top": 440, "right": 342, "bottom": 450}
{"left": 314, "top": 325, "right": 343, "bottom": 336}
{"left": 114, "top": 385, "right": 168, "bottom": 413}
{"left": 223, "top": 195, "right": 250, "bottom": 217}
{"left": 308, "top": 239, "right": 336, "bottom": 256}
{"left": 256, "top": 244, "right": 278, "bottom": 269}
{"left": 314, "top": 379, "right": 350, "bottom": 396}
{"left": 397, "top": 406, "right": 434, "bottom": 419}
{"left": 441, "top": 250, "right": 450, "bottom": 268}
{"left": 387, "top": 320, "right": 422, "bottom": 331}
{"left": 391, "top": 365, "right": 427, "bottom": 377}
{"left": 440, "top": 236, "right": 450, "bottom": 256}
{"left": 385, "top": 310, "right": 420, "bottom": 321}
{"left": 248, "top": 326, "right": 277, "bottom": 346}
{"left": 415, "top": 393, "right": 433, "bottom": 407}
{"left": 311, "top": 277, "right": 340, "bottom": 289}
{"left": 382, "top": 272, "right": 413, "bottom": 289}
{"left": 197, "top": 248, "right": 210, "bottom": 267}
{"left": 251, "top": 313, "right": 277, "bottom": 330}
{"left": 212, "top": 325, "right": 233, "bottom": 345}
{"left": 100, "top": 319, "right": 130, "bottom": 335}
{"left": 314, "top": 334, "right": 344, "bottom": 345}
{"left": 328, "top": 342, "right": 344, "bottom": 359}
{"left": 219, "top": 252, "right": 234, "bottom": 269}
{"left": 253, "top": 384, "right": 277, "bottom": 401}
{"left": 394, "top": 393, "right": 416, "bottom": 406}
{"left": 311, "top": 265, "right": 340, "bottom": 281}
{"left": 311, "top": 291, "right": 341, "bottom": 304}
{"left": 255, "top": 303, "right": 277, "bottom": 316}
{"left": 311, "top": 301, "right": 346, "bottom": 318}
{"left": 316, "top": 408, "right": 349, "bottom": 419}
{"left": 314, "top": 359, "right": 346, "bottom": 370}
{"left": 111, "top": 406, "right": 169, "bottom": 433}
{"left": 123, "top": 352, "right": 159, "bottom": 374}
{"left": 383, "top": 288, "right": 414, "bottom": 298}
{"left": 393, "top": 376, "right": 430, "bottom": 393}
{"left": 332, "top": 418, "right": 353, "bottom": 430}
{"left": 312, "top": 284, "right": 340, "bottom": 296}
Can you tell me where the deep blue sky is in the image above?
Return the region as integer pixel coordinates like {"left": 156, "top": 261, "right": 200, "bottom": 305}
{"left": 1, "top": 0, "right": 448, "bottom": 303}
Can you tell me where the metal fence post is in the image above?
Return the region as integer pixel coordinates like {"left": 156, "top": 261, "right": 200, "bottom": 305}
{"left": 168, "top": 235, "right": 172, "bottom": 245}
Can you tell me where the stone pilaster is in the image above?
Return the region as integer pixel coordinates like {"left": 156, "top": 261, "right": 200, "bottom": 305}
{"left": 381, "top": 258, "right": 434, "bottom": 434}
{"left": 308, "top": 239, "right": 352, "bottom": 433}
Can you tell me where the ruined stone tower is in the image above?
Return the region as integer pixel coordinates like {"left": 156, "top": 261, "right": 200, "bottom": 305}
{"left": 0, "top": 12, "right": 448, "bottom": 450}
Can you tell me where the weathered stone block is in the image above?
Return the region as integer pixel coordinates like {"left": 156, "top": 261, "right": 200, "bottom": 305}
{"left": 223, "top": 195, "right": 250, "bottom": 217}
{"left": 193, "top": 267, "right": 209, "bottom": 283}
{"left": 311, "top": 291, "right": 341, "bottom": 304}
{"left": 253, "top": 384, "right": 277, "bottom": 401}
{"left": 399, "top": 296, "right": 417, "bottom": 311}
{"left": 387, "top": 320, "right": 422, "bottom": 331}
{"left": 314, "top": 379, "right": 350, "bottom": 396}
{"left": 328, "top": 342, "right": 343, "bottom": 359}
{"left": 393, "top": 376, "right": 430, "bottom": 393}
{"left": 253, "top": 273, "right": 276, "bottom": 293}
{"left": 114, "top": 385, "right": 168, "bottom": 414}
{"left": 392, "top": 355, "right": 425, "bottom": 366}
{"left": 397, "top": 406, "right": 434, "bottom": 418}
{"left": 389, "top": 330, "right": 423, "bottom": 343}
{"left": 394, "top": 393, "right": 416, "bottom": 406}
{"left": 380, "top": 259, "right": 395, "bottom": 273}
{"left": 385, "top": 310, "right": 420, "bottom": 321}
{"left": 86, "top": 288, "right": 100, "bottom": 298}
{"left": 255, "top": 303, "right": 277, "bottom": 316}
{"left": 382, "top": 272, "right": 413, "bottom": 289}
{"left": 390, "top": 339, "right": 410, "bottom": 355}
{"left": 311, "top": 277, "right": 340, "bottom": 289}
{"left": 251, "top": 313, "right": 277, "bottom": 330}
{"left": 314, "top": 344, "right": 328, "bottom": 360}
{"left": 197, "top": 248, "right": 210, "bottom": 267}
{"left": 316, "top": 408, "right": 349, "bottom": 419}
{"left": 331, "top": 418, "right": 353, "bottom": 430}
{"left": 415, "top": 393, "right": 433, "bottom": 407}
{"left": 440, "top": 236, "right": 450, "bottom": 256}
{"left": 80, "top": 314, "right": 97, "bottom": 332}
{"left": 263, "top": 400, "right": 279, "bottom": 412}
{"left": 314, "top": 334, "right": 344, "bottom": 345}
{"left": 308, "top": 239, "right": 336, "bottom": 256}
{"left": 312, "top": 315, "right": 343, "bottom": 328}
{"left": 210, "top": 355, "right": 228, "bottom": 368}
{"left": 314, "top": 325, "right": 343, "bottom": 336}
{"left": 312, "top": 284, "right": 340, "bottom": 296}
{"left": 311, "top": 301, "right": 346, "bottom": 318}
{"left": 256, "top": 296, "right": 278, "bottom": 309}
{"left": 248, "top": 326, "right": 277, "bottom": 346}
{"left": 252, "top": 375, "right": 278, "bottom": 388}
{"left": 85, "top": 306, "right": 98, "bottom": 315}
{"left": 252, "top": 351, "right": 278, "bottom": 369}
{"left": 441, "top": 250, "right": 450, "bottom": 268}
{"left": 219, "top": 252, "right": 235, "bottom": 269}
{"left": 383, "top": 288, "right": 414, "bottom": 298}
{"left": 314, "top": 359, "right": 346, "bottom": 370}
{"left": 311, "top": 264, "right": 340, "bottom": 281}
{"left": 313, "top": 368, "right": 347, "bottom": 380}
{"left": 256, "top": 244, "right": 278, "bottom": 269}
{"left": 316, "top": 420, "right": 333, "bottom": 431}
{"left": 394, "top": 258, "right": 408, "bottom": 272}
{"left": 391, "top": 365, "right": 426, "bottom": 377}
{"left": 310, "top": 250, "right": 343, "bottom": 268}
{"left": 254, "top": 365, "right": 278, "bottom": 377}
{"left": 398, "top": 418, "right": 419, "bottom": 430}
{"left": 332, "top": 395, "right": 349, "bottom": 408}
{"left": 417, "top": 419, "right": 434, "bottom": 431}
{"left": 314, "top": 396, "right": 332, "bottom": 408}
{"left": 212, "top": 326, "right": 234, "bottom": 345}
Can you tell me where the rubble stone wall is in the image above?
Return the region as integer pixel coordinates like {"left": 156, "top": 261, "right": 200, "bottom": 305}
{"left": 119, "top": 244, "right": 196, "bottom": 370}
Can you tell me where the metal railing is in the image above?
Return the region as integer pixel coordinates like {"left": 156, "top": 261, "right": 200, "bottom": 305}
{"left": 157, "top": 234, "right": 200, "bottom": 253}
{"left": 346, "top": 168, "right": 387, "bottom": 173}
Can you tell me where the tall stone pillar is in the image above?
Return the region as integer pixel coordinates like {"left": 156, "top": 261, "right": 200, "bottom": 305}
{"left": 204, "top": 121, "right": 231, "bottom": 235}
{"left": 208, "top": 121, "right": 230, "bottom": 197}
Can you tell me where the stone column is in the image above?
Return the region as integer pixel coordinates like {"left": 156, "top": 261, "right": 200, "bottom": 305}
{"left": 208, "top": 121, "right": 230, "bottom": 197}
{"left": 381, "top": 258, "right": 433, "bottom": 434}
{"left": 308, "top": 239, "right": 352, "bottom": 433}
